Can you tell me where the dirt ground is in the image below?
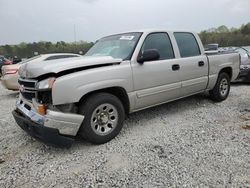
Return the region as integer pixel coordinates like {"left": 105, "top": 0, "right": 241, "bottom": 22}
{"left": 0, "top": 82, "right": 249, "bottom": 187}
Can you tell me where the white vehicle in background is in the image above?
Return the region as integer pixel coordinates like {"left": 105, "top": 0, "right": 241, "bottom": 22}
{"left": 233, "top": 47, "right": 250, "bottom": 83}
{"left": 1, "top": 53, "right": 81, "bottom": 90}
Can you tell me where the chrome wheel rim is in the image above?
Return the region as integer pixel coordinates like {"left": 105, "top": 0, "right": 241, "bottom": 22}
{"left": 91, "top": 103, "right": 118, "bottom": 136}
{"left": 219, "top": 78, "right": 229, "bottom": 97}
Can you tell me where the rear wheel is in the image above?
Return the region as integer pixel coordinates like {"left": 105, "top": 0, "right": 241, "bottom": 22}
{"left": 209, "top": 72, "right": 230, "bottom": 102}
{"left": 78, "top": 93, "right": 125, "bottom": 144}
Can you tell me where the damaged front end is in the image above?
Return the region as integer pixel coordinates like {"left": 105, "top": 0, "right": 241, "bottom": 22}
{"left": 12, "top": 77, "right": 84, "bottom": 148}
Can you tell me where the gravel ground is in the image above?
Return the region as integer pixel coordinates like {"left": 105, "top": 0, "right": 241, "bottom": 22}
{"left": 0, "top": 82, "right": 249, "bottom": 187}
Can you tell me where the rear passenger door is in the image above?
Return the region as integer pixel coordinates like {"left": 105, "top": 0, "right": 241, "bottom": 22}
{"left": 173, "top": 32, "right": 209, "bottom": 96}
{"left": 132, "top": 32, "right": 182, "bottom": 110}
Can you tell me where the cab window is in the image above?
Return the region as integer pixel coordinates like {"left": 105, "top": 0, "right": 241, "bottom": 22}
{"left": 174, "top": 32, "right": 201, "bottom": 58}
{"left": 141, "top": 33, "right": 175, "bottom": 60}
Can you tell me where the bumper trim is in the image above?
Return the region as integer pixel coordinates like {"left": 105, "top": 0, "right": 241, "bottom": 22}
{"left": 12, "top": 110, "right": 74, "bottom": 148}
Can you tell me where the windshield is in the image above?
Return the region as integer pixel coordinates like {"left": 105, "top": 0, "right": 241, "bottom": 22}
{"left": 235, "top": 48, "right": 250, "bottom": 58}
{"left": 85, "top": 32, "right": 142, "bottom": 60}
{"left": 243, "top": 46, "right": 250, "bottom": 53}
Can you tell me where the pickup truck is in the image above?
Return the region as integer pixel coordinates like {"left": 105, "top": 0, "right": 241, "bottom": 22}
{"left": 12, "top": 30, "right": 240, "bottom": 147}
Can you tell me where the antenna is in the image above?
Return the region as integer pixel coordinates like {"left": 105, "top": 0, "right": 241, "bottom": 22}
{"left": 74, "top": 24, "right": 77, "bottom": 53}
{"left": 74, "top": 24, "right": 77, "bottom": 43}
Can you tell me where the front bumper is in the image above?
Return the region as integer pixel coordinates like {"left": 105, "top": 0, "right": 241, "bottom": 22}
{"left": 12, "top": 110, "right": 74, "bottom": 148}
{"left": 12, "top": 95, "right": 85, "bottom": 147}
{"left": 236, "top": 69, "right": 250, "bottom": 82}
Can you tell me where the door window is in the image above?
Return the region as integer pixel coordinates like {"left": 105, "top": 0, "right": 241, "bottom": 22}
{"left": 174, "top": 32, "right": 201, "bottom": 58}
{"left": 141, "top": 33, "right": 175, "bottom": 60}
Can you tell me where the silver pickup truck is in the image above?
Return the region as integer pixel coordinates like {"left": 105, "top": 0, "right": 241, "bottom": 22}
{"left": 12, "top": 30, "right": 240, "bottom": 147}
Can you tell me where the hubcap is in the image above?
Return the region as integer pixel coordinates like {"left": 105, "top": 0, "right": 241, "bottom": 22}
{"left": 91, "top": 103, "right": 118, "bottom": 136}
{"left": 219, "top": 78, "right": 229, "bottom": 97}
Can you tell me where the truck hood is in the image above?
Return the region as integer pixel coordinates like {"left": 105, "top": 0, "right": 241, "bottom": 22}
{"left": 19, "top": 56, "right": 122, "bottom": 78}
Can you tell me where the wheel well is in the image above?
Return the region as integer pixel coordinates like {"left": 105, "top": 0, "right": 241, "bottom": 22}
{"left": 219, "top": 67, "right": 232, "bottom": 80}
{"left": 79, "top": 87, "right": 130, "bottom": 115}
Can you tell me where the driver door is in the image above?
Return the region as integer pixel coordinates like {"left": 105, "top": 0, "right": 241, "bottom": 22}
{"left": 131, "top": 32, "right": 182, "bottom": 110}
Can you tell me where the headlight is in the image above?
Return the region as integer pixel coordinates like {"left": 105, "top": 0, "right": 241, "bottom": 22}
{"left": 240, "top": 65, "right": 250, "bottom": 70}
{"left": 36, "top": 77, "right": 56, "bottom": 90}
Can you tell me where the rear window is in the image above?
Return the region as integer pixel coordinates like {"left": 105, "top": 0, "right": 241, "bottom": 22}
{"left": 174, "top": 32, "right": 201, "bottom": 58}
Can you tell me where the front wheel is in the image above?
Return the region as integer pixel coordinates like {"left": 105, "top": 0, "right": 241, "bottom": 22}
{"left": 78, "top": 93, "right": 125, "bottom": 144}
{"left": 209, "top": 72, "right": 230, "bottom": 102}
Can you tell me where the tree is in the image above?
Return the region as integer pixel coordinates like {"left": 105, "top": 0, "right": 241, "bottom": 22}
{"left": 241, "top": 23, "right": 250, "bottom": 35}
{"left": 216, "top": 25, "right": 229, "bottom": 33}
{"left": 0, "top": 41, "right": 94, "bottom": 58}
{"left": 199, "top": 22, "right": 250, "bottom": 47}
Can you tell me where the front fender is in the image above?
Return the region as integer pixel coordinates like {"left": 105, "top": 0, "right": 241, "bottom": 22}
{"left": 52, "top": 63, "right": 133, "bottom": 105}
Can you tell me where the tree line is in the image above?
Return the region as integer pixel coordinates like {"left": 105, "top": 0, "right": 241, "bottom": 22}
{"left": 0, "top": 23, "right": 250, "bottom": 59}
{"left": 199, "top": 22, "right": 250, "bottom": 47}
{"left": 0, "top": 41, "right": 94, "bottom": 59}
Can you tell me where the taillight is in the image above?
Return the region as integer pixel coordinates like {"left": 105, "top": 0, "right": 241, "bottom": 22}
{"left": 4, "top": 59, "right": 12, "bottom": 65}
{"left": 5, "top": 69, "right": 18, "bottom": 75}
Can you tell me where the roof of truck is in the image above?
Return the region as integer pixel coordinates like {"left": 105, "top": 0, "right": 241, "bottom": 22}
{"left": 101, "top": 29, "right": 196, "bottom": 39}
{"left": 112, "top": 29, "right": 195, "bottom": 34}
{"left": 132, "top": 28, "right": 192, "bottom": 32}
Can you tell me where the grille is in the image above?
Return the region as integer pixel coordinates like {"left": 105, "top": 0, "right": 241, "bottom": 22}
{"left": 21, "top": 91, "right": 36, "bottom": 101}
{"left": 18, "top": 78, "right": 37, "bottom": 101}
{"left": 18, "top": 78, "right": 37, "bottom": 88}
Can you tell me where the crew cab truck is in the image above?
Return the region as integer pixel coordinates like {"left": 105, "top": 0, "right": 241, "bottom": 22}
{"left": 12, "top": 30, "right": 240, "bottom": 147}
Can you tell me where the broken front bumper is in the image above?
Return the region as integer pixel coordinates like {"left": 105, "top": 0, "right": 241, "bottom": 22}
{"left": 12, "top": 110, "right": 74, "bottom": 148}
{"left": 12, "top": 96, "right": 84, "bottom": 147}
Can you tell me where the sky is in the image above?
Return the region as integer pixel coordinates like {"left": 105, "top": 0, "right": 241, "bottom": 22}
{"left": 0, "top": 0, "right": 250, "bottom": 45}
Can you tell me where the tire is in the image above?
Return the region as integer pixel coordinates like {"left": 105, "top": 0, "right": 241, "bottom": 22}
{"left": 244, "top": 72, "right": 250, "bottom": 84}
{"left": 78, "top": 93, "right": 125, "bottom": 144}
{"left": 209, "top": 72, "right": 230, "bottom": 102}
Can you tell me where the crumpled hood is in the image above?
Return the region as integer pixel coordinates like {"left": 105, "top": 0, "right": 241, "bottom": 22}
{"left": 19, "top": 56, "right": 122, "bottom": 78}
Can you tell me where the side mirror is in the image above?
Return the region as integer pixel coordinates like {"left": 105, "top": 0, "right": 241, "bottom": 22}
{"left": 137, "top": 49, "right": 160, "bottom": 64}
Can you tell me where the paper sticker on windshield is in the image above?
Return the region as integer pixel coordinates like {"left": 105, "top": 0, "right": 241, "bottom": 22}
{"left": 120, "top": 36, "right": 134, "bottom": 40}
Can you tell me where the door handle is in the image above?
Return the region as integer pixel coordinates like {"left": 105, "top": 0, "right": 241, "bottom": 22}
{"left": 172, "top": 64, "right": 180, "bottom": 71}
{"left": 198, "top": 61, "right": 205, "bottom": 67}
